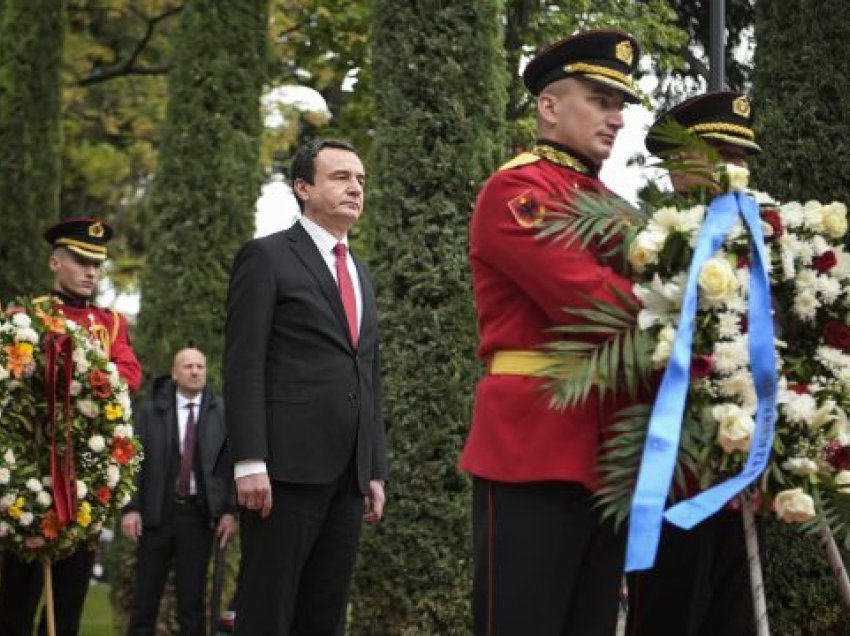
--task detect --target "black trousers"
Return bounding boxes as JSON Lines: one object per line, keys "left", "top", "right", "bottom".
{"left": 472, "top": 477, "right": 625, "bottom": 636}
{"left": 626, "top": 510, "right": 756, "bottom": 636}
{"left": 235, "top": 463, "right": 364, "bottom": 636}
{"left": 0, "top": 547, "right": 95, "bottom": 636}
{"left": 128, "top": 501, "right": 215, "bottom": 636}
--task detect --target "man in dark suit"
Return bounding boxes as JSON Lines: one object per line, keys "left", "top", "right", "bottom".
{"left": 224, "top": 139, "right": 388, "bottom": 635}
{"left": 121, "top": 347, "right": 236, "bottom": 636}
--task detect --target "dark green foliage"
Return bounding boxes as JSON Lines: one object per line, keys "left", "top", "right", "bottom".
{"left": 0, "top": 0, "right": 64, "bottom": 301}
{"left": 752, "top": 2, "right": 850, "bottom": 632}
{"left": 349, "top": 1, "right": 507, "bottom": 632}
{"left": 135, "top": 0, "right": 270, "bottom": 387}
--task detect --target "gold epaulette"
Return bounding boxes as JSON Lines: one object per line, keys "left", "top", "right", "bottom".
{"left": 32, "top": 295, "right": 51, "bottom": 305}
{"left": 499, "top": 152, "right": 541, "bottom": 171}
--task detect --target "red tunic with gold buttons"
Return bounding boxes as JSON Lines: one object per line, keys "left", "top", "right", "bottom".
{"left": 46, "top": 295, "right": 142, "bottom": 394}
{"left": 459, "top": 141, "right": 635, "bottom": 489}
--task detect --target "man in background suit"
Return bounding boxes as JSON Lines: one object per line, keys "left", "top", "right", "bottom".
{"left": 121, "top": 347, "right": 236, "bottom": 635}
{"left": 224, "top": 139, "right": 388, "bottom": 635}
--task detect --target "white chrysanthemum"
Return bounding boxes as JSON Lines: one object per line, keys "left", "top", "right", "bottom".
{"left": 751, "top": 190, "right": 778, "bottom": 206}
{"left": 778, "top": 236, "right": 797, "bottom": 281}
{"left": 634, "top": 274, "right": 684, "bottom": 330}
{"left": 830, "top": 408, "right": 850, "bottom": 446}
{"left": 717, "top": 312, "right": 744, "bottom": 339}
{"left": 106, "top": 464, "right": 120, "bottom": 489}
{"left": 88, "top": 435, "right": 106, "bottom": 453}
{"left": 712, "top": 337, "right": 749, "bottom": 375}
{"left": 73, "top": 347, "right": 91, "bottom": 373}
{"left": 14, "top": 327, "right": 38, "bottom": 344}
{"left": 77, "top": 480, "right": 88, "bottom": 499}
{"left": 782, "top": 457, "right": 820, "bottom": 476}
{"left": 781, "top": 391, "right": 817, "bottom": 425}
{"left": 0, "top": 468, "right": 9, "bottom": 485}
{"left": 792, "top": 289, "right": 820, "bottom": 322}
{"left": 716, "top": 373, "right": 757, "bottom": 411}
{"left": 11, "top": 313, "right": 31, "bottom": 328}
{"left": 19, "top": 512, "right": 33, "bottom": 527}
{"left": 725, "top": 219, "right": 745, "bottom": 242}
{"left": 116, "top": 390, "right": 132, "bottom": 413}
{"left": 36, "top": 491, "right": 52, "bottom": 508}
{"left": 832, "top": 249, "right": 850, "bottom": 281}
{"left": 816, "top": 275, "right": 843, "bottom": 304}
{"left": 25, "top": 478, "right": 42, "bottom": 492}
{"left": 810, "top": 399, "right": 839, "bottom": 431}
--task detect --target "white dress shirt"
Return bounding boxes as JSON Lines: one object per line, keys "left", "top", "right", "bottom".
{"left": 234, "top": 217, "right": 363, "bottom": 480}
{"left": 176, "top": 391, "right": 201, "bottom": 495}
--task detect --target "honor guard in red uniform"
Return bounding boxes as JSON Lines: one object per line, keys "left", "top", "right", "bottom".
{"left": 0, "top": 217, "right": 141, "bottom": 635}
{"left": 459, "top": 29, "right": 641, "bottom": 635}
{"left": 626, "top": 92, "right": 763, "bottom": 636}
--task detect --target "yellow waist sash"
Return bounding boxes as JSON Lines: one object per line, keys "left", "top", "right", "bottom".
{"left": 488, "top": 350, "right": 583, "bottom": 376}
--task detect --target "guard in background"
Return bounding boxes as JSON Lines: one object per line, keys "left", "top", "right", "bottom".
{"left": 0, "top": 217, "right": 142, "bottom": 635}
{"left": 459, "top": 29, "right": 642, "bottom": 635}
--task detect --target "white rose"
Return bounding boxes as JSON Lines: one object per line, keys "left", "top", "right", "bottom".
{"left": 36, "top": 491, "right": 52, "bottom": 508}
{"left": 651, "top": 325, "right": 677, "bottom": 369}
{"left": 722, "top": 163, "right": 750, "bottom": 192}
{"left": 775, "top": 488, "right": 817, "bottom": 523}
{"left": 0, "top": 468, "right": 8, "bottom": 485}
{"left": 69, "top": 380, "right": 82, "bottom": 396}
{"left": 821, "top": 202, "right": 848, "bottom": 239}
{"left": 2, "top": 449, "right": 14, "bottom": 466}
{"left": 628, "top": 229, "right": 665, "bottom": 273}
{"left": 782, "top": 457, "right": 820, "bottom": 476}
{"left": 77, "top": 480, "right": 88, "bottom": 499}
{"left": 76, "top": 399, "right": 99, "bottom": 419}
{"left": 835, "top": 470, "right": 850, "bottom": 494}
{"left": 106, "top": 464, "right": 120, "bottom": 489}
{"left": 19, "top": 512, "right": 33, "bottom": 527}
{"left": 11, "top": 313, "right": 31, "bottom": 328}
{"left": 25, "top": 478, "right": 42, "bottom": 493}
{"left": 699, "top": 256, "right": 739, "bottom": 304}
{"left": 714, "top": 403, "right": 754, "bottom": 453}
{"left": 88, "top": 435, "right": 106, "bottom": 453}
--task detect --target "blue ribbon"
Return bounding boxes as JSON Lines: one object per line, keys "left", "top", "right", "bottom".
{"left": 625, "top": 192, "right": 778, "bottom": 572}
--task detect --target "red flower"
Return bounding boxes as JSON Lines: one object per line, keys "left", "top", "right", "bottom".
{"left": 736, "top": 253, "right": 750, "bottom": 269}
{"left": 787, "top": 383, "right": 810, "bottom": 395}
{"left": 812, "top": 251, "right": 838, "bottom": 274}
{"left": 761, "top": 208, "right": 783, "bottom": 239}
{"left": 112, "top": 437, "right": 136, "bottom": 466}
{"left": 826, "top": 440, "right": 850, "bottom": 471}
{"left": 691, "top": 355, "right": 714, "bottom": 378}
{"left": 823, "top": 321, "right": 850, "bottom": 352}
{"left": 87, "top": 369, "right": 113, "bottom": 400}
{"left": 96, "top": 485, "right": 112, "bottom": 505}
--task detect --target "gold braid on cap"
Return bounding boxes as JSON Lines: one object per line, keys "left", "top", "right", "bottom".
{"left": 531, "top": 145, "right": 588, "bottom": 173}
{"left": 688, "top": 122, "right": 755, "bottom": 140}
{"left": 564, "top": 62, "right": 634, "bottom": 89}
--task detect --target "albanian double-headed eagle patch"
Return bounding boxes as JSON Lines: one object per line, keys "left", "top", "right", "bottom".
{"left": 508, "top": 190, "right": 546, "bottom": 227}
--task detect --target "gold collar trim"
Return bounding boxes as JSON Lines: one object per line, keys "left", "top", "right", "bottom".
{"left": 531, "top": 144, "right": 589, "bottom": 174}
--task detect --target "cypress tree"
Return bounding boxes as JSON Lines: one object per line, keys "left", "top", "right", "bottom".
{"left": 136, "top": 0, "right": 269, "bottom": 387}
{"left": 0, "top": 0, "right": 64, "bottom": 301}
{"left": 752, "top": 1, "right": 850, "bottom": 633}
{"left": 349, "top": 2, "right": 507, "bottom": 632}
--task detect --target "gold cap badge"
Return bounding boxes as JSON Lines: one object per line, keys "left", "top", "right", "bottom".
{"left": 732, "top": 96, "right": 751, "bottom": 118}
{"left": 88, "top": 222, "right": 105, "bottom": 238}
{"left": 616, "top": 40, "right": 634, "bottom": 66}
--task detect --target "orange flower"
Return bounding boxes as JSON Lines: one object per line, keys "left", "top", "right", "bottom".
{"left": 36, "top": 310, "right": 66, "bottom": 334}
{"left": 41, "top": 510, "right": 60, "bottom": 540}
{"left": 4, "top": 343, "right": 34, "bottom": 378}
{"left": 112, "top": 437, "right": 136, "bottom": 466}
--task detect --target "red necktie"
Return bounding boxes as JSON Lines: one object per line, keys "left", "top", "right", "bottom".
{"left": 333, "top": 243, "right": 359, "bottom": 348}
{"left": 176, "top": 402, "right": 196, "bottom": 498}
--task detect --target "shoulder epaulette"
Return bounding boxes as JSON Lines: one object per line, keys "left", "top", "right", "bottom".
{"left": 32, "top": 295, "right": 51, "bottom": 305}
{"left": 499, "top": 152, "right": 541, "bottom": 172}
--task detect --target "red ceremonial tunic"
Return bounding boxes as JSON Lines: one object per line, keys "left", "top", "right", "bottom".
{"left": 48, "top": 296, "right": 142, "bottom": 394}
{"left": 459, "top": 141, "right": 635, "bottom": 489}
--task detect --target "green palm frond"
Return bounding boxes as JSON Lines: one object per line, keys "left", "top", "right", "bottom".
{"left": 646, "top": 119, "right": 721, "bottom": 185}
{"left": 806, "top": 487, "right": 850, "bottom": 549}
{"left": 538, "top": 189, "right": 649, "bottom": 261}
{"left": 596, "top": 404, "right": 652, "bottom": 527}
{"left": 543, "top": 286, "right": 653, "bottom": 409}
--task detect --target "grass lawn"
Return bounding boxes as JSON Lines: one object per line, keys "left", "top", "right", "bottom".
{"left": 79, "top": 582, "right": 113, "bottom": 636}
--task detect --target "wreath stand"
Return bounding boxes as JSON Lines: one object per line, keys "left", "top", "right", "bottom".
{"left": 42, "top": 559, "right": 56, "bottom": 636}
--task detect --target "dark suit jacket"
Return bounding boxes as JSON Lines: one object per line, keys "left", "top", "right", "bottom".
{"left": 127, "top": 376, "right": 235, "bottom": 527}
{"left": 223, "top": 221, "right": 387, "bottom": 493}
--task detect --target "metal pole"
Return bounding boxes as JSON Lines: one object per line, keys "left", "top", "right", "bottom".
{"left": 709, "top": 0, "right": 726, "bottom": 90}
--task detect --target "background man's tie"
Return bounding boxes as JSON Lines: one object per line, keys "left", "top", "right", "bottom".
{"left": 333, "top": 243, "right": 359, "bottom": 348}
{"left": 176, "top": 402, "right": 196, "bottom": 498}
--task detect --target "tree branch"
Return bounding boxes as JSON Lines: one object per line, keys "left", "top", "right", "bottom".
{"left": 76, "top": 5, "right": 184, "bottom": 87}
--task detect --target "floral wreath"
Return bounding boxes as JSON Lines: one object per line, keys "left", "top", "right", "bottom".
{"left": 0, "top": 299, "right": 141, "bottom": 562}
